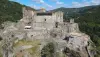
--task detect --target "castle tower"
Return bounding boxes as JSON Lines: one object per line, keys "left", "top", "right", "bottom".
{"left": 70, "top": 19, "right": 74, "bottom": 23}
{"left": 22, "top": 7, "right": 34, "bottom": 18}
{"left": 22, "top": 7, "right": 26, "bottom": 17}
{"left": 40, "top": 8, "right": 46, "bottom": 12}
{"left": 54, "top": 11, "right": 63, "bottom": 23}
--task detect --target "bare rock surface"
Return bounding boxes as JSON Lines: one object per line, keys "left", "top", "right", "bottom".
{"left": 0, "top": 7, "right": 95, "bottom": 57}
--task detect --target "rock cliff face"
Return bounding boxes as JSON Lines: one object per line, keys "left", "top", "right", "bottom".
{"left": 0, "top": 7, "right": 96, "bottom": 57}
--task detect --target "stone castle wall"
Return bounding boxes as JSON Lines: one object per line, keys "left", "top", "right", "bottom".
{"left": 0, "top": 7, "right": 92, "bottom": 57}
{"left": 0, "top": 7, "right": 81, "bottom": 40}
{"left": 15, "top": 7, "right": 80, "bottom": 40}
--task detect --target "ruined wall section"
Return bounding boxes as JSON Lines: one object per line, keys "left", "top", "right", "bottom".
{"left": 68, "top": 23, "right": 80, "bottom": 33}
{"left": 52, "top": 11, "right": 63, "bottom": 23}
{"left": 32, "top": 15, "right": 55, "bottom": 30}
{"left": 4, "top": 7, "right": 81, "bottom": 40}
{"left": 23, "top": 7, "right": 34, "bottom": 18}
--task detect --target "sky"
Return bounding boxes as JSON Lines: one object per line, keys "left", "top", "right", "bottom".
{"left": 11, "top": 0, "right": 100, "bottom": 10}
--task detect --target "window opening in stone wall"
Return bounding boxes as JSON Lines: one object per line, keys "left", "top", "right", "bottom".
{"left": 31, "top": 35, "right": 33, "bottom": 37}
{"left": 11, "top": 35, "right": 14, "bottom": 37}
{"left": 27, "top": 22, "right": 31, "bottom": 25}
{"left": 44, "top": 19, "right": 46, "bottom": 21}
{"left": 31, "top": 17, "right": 32, "bottom": 19}
{"left": 63, "top": 36, "right": 69, "bottom": 42}
{"left": 53, "top": 34, "right": 57, "bottom": 38}
{"left": 20, "top": 50, "right": 23, "bottom": 52}
{"left": 55, "top": 22, "right": 58, "bottom": 28}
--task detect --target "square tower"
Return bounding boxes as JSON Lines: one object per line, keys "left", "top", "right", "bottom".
{"left": 53, "top": 11, "right": 64, "bottom": 23}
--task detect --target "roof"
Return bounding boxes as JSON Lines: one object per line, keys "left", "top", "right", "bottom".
{"left": 37, "top": 12, "right": 52, "bottom": 16}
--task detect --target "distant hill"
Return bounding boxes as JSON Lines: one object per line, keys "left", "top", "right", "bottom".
{"left": 76, "top": 6, "right": 100, "bottom": 57}
{"left": 52, "top": 5, "right": 100, "bottom": 20}
{"left": 51, "top": 7, "right": 80, "bottom": 20}
{"left": 0, "top": 0, "right": 100, "bottom": 56}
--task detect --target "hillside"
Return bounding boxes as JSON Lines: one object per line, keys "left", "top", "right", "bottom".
{"left": 53, "top": 5, "right": 100, "bottom": 56}
{"left": 0, "top": 0, "right": 35, "bottom": 27}
{"left": 52, "top": 5, "right": 100, "bottom": 20}
{"left": 0, "top": 6, "right": 94, "bottom": 57}
{"left": 76, "top": 6, "right": 100, "bottom": 57}
{"left": 52, "top": 7, "right": 80, "bottom": 20}
{"left": 0, "top": 0, "right": 22, "bottom": 24}
{"left": 0, "top": 0, "right": 100, "bottom": 56}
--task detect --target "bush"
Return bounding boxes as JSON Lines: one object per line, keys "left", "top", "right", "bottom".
{"left": 41, "top": 42, "right": 55, "bottom": 57}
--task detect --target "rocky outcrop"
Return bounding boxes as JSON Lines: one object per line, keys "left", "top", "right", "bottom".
{"left": 0, "top": 7, "right": 96, "bottom": 57}
{"left": 0, "top": 27, "right": 95, "bottom": 57}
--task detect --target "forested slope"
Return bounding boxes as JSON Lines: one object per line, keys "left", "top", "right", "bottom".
{"left": 0, "top": 0, "right": 23, "bottom": 24}
{"left": 53, "top": 5, "right": 100, "bottom": 56}
{"left": 0, "top": 0, "right": 100, "bottom": 56}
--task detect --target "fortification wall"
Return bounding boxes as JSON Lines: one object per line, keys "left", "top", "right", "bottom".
{"left": 34, "top": 16, "right": 55, "bottom": 23}
{"left": 68, "top": 23, "right": 80, "bottom": 33}
{"left": 32, "top": 22, "right": 55, "bottom": 30}
{"left": 12, "top": 7, "right": 81, "bottom": 40}
{"left": 27, "top": 29, "right": 49, "bottom": 39}
{"left": 52, "top": 11, "right": 63, "bottom": 23}
{"left": 23, "top": 7, "right": 34, "bottom": 18}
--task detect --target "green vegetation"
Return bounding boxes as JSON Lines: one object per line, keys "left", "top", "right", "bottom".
{"left": 75, "top": 5, "right": 100, "bottom": 56}
{"left": 53, "top": 5, "right": 100, "bottom": 56}
{"left": 14, "top": 39, "right": 40, "bottom": 47}
{"left": 0, "top": 0, "right": 35, "bottom": 27}
{"left": 0, "top": 0, "right": 100, "bottom": 56}
{"left": 14, "top": 39, "right": 41, "bottom": 57}
{"left": 63, "top": 47, "right": 81, "bottom": 57}
{"left": 0, "top": 0, "right": 23, "bottom": 25}
{"left": 0, "top": 52, "right": 2, "bottom": 57}
{"left": 0, "top": 43, "right": 2, "bottom": 57}
{"left": 41, "top": 42, "right": 55, "bottom": 57}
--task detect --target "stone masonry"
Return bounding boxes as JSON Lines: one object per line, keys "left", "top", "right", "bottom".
{"left": 0, "top": 7, "right": 94, "bottom": 57}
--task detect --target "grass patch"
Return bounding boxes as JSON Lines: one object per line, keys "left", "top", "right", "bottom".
{"left": 13, "top": 39, "right": 41, "bottom": 57}
{"left": 14, "top": 39, "right": 40, "bottom": 47}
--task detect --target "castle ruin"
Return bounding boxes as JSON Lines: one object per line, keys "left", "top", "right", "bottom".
{"left": 16, "top": 7, "right": 80, "bottom": 40}
{"left": 0, "top": 7, "right": 93, "bottom": 57}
